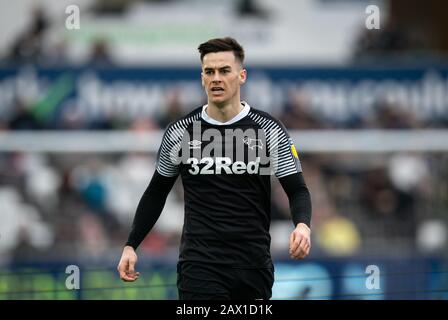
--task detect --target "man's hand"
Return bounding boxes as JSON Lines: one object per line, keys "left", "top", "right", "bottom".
{"left": 289, "top": 223, "right": 311, "bottom": 260}
{"left": 117, "top": 246, "right": 140, "bottom": 282}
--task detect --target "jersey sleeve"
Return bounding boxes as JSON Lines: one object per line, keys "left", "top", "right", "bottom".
{"left": 269, "top": 121, "right": 302, "bottom": 178}
{"left": 156, "top": 123, "right": 183, "bottom": 177}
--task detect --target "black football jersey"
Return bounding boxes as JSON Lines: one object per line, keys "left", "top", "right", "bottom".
{"left": 156, "top": 102, "right": 302, "bottom": 268}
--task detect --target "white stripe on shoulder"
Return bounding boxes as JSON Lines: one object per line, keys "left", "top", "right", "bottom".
{"left": 156, "top": 110, "right": 201, "bottom": 177}
{"left": 248, "top": 110, "right": 300, "bottom": 178}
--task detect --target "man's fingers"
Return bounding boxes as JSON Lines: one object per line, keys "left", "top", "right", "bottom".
{"left": 305, "top": 241, "right": 311, "bottom": 254}
{"left": 291, "top": 248, "right": 306, "bottom": 259}
{"left": 117, "top": 259, "right": 139, "bottom": 282}
{"left": 120, "top": 270, "right": 140, "bottom": 282}
{"left": 117, "top": 247, "right": 139, "bottom": 282}
{"left": 119, "top": 267, "right": 133, "bottom": 281}
{"left": 289, "top": 232, "right": 301, "bottom": 254}
{"left": 128, "top": 260, "right": 136, "bottom": 273}
{"left": 298, "top": 242, "right": 310, "bottom": 258}
{"left": 119, "top": 269, "right": 127, "bottom": 280}
{"left": 296, "top": 244, "right": 310, "bottom": 259}
{"left": 290, "top": 233, "right": 304, "bottom": 254}
{"left": 289, "top": 224, "right": 311, "bottom": 260}
{"left": 117, "top": 260, "right": 128, "bottom": 278}
{"left": 126, "top": 271, "right": 140, "bottom": 278}
{"left": 289, "top": 232, "right": 295, "bottom": 249}
{"left": 290, "top": 238, "right": 311, "bottom": 259}
{"left": 121, "top": 275, "right": 138, "bottom": 282}
{"left": 291, "top": 247, "right": 304, "bottom": 259}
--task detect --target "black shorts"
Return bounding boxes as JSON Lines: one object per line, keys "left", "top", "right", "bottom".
{"left": 177, "top": 261, "right": 274, "bottom": 300}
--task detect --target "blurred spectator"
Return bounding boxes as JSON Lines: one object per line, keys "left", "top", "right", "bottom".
{"left": 59, "top": 104, "right": 88, "bottom": 130}
{"left": 130, "top": 118, "right": 159, "bottom": 132}
{"left": 358, "top": 165, "right": 417, "bottom": 242}
{"left": 156, "top": 89, "right": 185, "bottom": 129}
{"left": 280, "top": 89, "right": 326, "bottom": 130}
{"left": 23, "top": 153, "right": 61, "bottom": 212}
{"left": 78, "top": 212, "right": 109, "bottom": 258}
{"left": 236, "top": 0, "right": 269, "bottom": 19}
{"left": 92, "top": 0, "right": 136, "bottom": 15}
{"left": 369, "top": 101, "right": 421, "bottom": 129}
{"left": 43, "top": 40, "right": 70, "bottom": 66}
{"left": 353, "top": 19, "right": 426, "bottom": 62}
{"left": 315, "top": 215, "right": 361, "bottom": 256}
{"left": 0, "top": 186, "right": 54, "bottom": 264}
{"left": 87, "top": 38, "right": 115, "bottom": 67}
{"left": 9, "top": 102, "right": 41, "bottom": 130}
{"left": 7, "top": 7, "right": 49, "bottom": 64}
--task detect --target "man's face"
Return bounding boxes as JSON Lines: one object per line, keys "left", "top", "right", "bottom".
{"left": 201, "top": 51, "right": 246, "bottom": 106}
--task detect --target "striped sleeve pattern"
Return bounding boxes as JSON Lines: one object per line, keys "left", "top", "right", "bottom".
{"left": 248, "top": 111, "right": 302, "bottom": 178}
{"left": 156, "top": 112, "right": 201, "bottom": 177}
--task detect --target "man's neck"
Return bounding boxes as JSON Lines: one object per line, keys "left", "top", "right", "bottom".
{"left": 206, "top": 100, "right": 243, "bottom": 123}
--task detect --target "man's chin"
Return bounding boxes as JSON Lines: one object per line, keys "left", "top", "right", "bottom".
{"left": 210, "top": 97, "right": 228, "bottom": 106}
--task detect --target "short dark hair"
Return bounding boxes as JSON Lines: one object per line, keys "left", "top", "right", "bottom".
{"left": 198, "top": 37, "right": 245, "bottom": 65}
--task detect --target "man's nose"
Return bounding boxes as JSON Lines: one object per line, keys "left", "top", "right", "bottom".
{"left": 212, "top": 73, "right": 221, "bottom": 82}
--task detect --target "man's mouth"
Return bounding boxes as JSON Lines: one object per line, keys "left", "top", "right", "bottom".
{"left": 211, "top": 87, "right": 224, "bottom": 92}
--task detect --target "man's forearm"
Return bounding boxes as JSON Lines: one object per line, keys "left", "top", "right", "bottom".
{"left": 279, "top": 173, "right": 312, "bottom": 228}
{"left": 125, "top": 171, "right": 177, "bottom": 249}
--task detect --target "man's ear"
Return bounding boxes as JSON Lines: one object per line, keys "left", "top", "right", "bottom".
{"left": 239, "top": 69, "right": 247, "bottom": 85}
{"left": 201, "top": 72, "right": 205, "bottom": 87}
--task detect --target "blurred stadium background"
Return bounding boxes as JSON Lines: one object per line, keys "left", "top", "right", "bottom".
{"left": 0, "top": 0, "right": 448, "bottom": 300}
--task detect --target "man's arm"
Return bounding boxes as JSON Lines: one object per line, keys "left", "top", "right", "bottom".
{"left": 117, "top": 171, "right": 177, "bottom": 281}
{"left": 118, "top": 119, "right": 184, "bottom": 281}
{"left": 126, "top": 171, "right": 178, "bottom": 249}
{"left": 279, "top": 172, "right": 312, "bottom": 260}
{"left": 278, "top": 172, "right": 312, "bottom": 228}
{"left": 266, "top": 115, "right": 312, "bottom": 260}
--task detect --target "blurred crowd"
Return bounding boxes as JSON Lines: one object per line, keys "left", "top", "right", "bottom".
{"left": 3, "top": 1, "right": 448, "bottom": 66}
{"left": 1, "top": 144, "right": 447, "bottom": 266}
{"left": 1, "top": 64, "right": 447, "bottom": 132}
{"left": 1, "top": 0, "right": 448, "bottom": 266}
{"left": 1, "top": 0, "right": 448, "bottom": 132}
{"left": 2, "top": 88, "right": 444, "bottom": 132}
{"left": 1, "top": 0, "right": 270, "bottom": 67}
{"left": 1, "top": 2, "right": 447, "bottom": 131}
{"left": 2, "top": 74, "right": 447, "bottom": 264}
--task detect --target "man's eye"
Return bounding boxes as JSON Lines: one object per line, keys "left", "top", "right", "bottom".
{"left": 205, "top": 70, "right": 213, "bottom": 75}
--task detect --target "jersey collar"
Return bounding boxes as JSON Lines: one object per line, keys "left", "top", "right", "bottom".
{"left": 201, "top": 101, "right": 251, "bottom": 125}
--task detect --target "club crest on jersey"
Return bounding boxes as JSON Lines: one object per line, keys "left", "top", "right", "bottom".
{"left": 243, "top": 137, "right": 263, "bottom": 150}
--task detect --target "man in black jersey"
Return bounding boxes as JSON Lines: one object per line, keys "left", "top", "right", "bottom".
{"left": 117, "top": 37, "right": 312, "bottom": 300}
